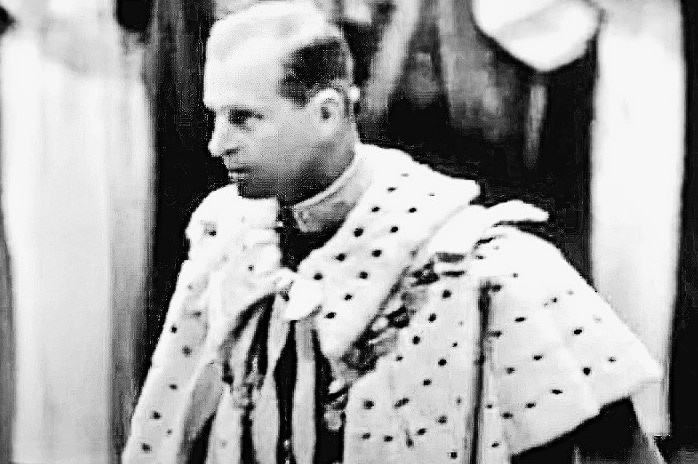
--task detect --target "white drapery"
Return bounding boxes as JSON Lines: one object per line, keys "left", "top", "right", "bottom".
{"left": 0, "top": 0, "right": 153, "bottom": 462}
{"left": 589, "top": 0, "right": 684, "bottom": 437}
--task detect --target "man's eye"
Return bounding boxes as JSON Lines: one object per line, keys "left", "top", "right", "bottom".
{"left": 228, "top": 110, "right": 260, "bottom": 126}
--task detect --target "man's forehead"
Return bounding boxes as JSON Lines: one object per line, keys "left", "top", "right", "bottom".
{"left": 204, "top": 56, "right": 272, "bottom": 110}
{"left": 206, "top": 1, "right": 329, "bottom": 63}
{"left": 204, "top": 1, "right": 333, "bottom": 109}
{"left": 203, "top": 45, "right": 284, "bottom": 110}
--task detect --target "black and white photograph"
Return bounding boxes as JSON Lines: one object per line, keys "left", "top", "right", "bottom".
{"left": 0, "top": 0, "right": 695, "bottom": 463}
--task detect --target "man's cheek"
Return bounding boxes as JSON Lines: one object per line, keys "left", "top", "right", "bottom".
{"left": 259, "top": 123, "right": 282, "bottom": 141}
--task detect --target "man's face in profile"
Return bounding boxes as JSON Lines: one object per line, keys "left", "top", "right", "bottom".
{"left": 204, "top": 44, "right": 322, "bottom": 201}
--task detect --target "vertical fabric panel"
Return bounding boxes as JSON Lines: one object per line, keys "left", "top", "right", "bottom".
{"left": 670, "top": 0, "right": 698, "bottom": 450}
{"left": 145, "top": 0, "right": 225, "bottom": 376}
{"left": 437, "top": 0, "right": 525, "bottom": 143}
{"left": 535, "top": 50, "right": 595, "bottom": 280}
{"left": 107, "top": 42, "right": 154, "bottom": 462}
{"left": 0, "top": 0, "right": 153, "bottom": 462}
{"left": 0, "top": 139, "right": 14, "bottom": 464}
{"left": 2, "top": 29, "right": 111, "bottom": 463}
{"left": 0, "top": 7, "right": 15, "bottom": 461}
{"left": 590, "top": 0, "right": 684, "bottom": 436}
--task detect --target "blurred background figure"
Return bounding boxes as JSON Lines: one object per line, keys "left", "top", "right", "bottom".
{"left": 0, "top": 0, "right": 152, "bottom": 462}
{"left": 0, "top": 0, "right": 695, "bottom": 462}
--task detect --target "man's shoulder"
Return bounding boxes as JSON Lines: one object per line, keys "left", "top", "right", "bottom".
{"left": 358, "top": 142, "right": 459, "bottom": 181}
{"left": 185, "top": 185, "right": 278, "bottom": 261}
{"left": 352, "top": 142, "right": 483, "bottom": 219}
{"left": 418, "top": 200, "right": 550, "bottom": 262}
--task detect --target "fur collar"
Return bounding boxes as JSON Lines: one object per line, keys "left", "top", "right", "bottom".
{"left": 185, "top": 146, "right": 482, "bottom": 362}
{"left": 183, "top": 146, "right": 553, "bottom": 365}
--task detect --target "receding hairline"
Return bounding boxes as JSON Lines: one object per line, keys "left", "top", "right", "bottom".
{"left": 206, "top": 1, "right": 344, "bottom": 63}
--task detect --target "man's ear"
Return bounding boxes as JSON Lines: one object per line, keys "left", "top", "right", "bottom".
{"left": 311, "top": 88, "right": 344, "bottom": 136}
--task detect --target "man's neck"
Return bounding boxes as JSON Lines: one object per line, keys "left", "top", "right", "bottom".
{"left": 280, "top": 141, "right": 371, "bottom": 236}
{"left": 278, "top": 128, "right": 358, "bottom": 207}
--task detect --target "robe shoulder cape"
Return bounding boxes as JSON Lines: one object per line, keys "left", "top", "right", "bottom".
{"left": 123, "top": 148, "right": 660, "bottom": 464}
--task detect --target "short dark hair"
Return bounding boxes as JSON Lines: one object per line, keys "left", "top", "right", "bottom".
{"left": 278, "top": 36, "right": 354, "bottom": 107}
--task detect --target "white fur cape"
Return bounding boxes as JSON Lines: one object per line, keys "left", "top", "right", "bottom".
{"left": 123, "top": 147, "right": 660, "bottom": 463}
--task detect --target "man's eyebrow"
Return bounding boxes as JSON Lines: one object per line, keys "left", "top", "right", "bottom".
{"left": 227, "top": 106, "right": 263, "bottom": 120}
{"left": 227, "top": 106, "right": 256, "bottom": 114}
{"left": 206, "top": 99, "right": 269, "bottom": 115}
{"left": 205, "top": 104, "right": 253, "bottom": 116}
{"left": 222, "top": 104, "right": 266, "bottom": 114}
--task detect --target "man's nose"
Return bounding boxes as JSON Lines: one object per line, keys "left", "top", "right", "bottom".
{"left": 208, "top": 118, "right": 240, "bottom": 157}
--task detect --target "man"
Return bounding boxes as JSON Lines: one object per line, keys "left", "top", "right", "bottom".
{"left": 124, "top": 2, "right": 664, "bottom": 463}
